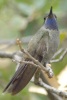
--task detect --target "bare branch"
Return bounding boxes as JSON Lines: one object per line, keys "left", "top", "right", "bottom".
{"left": 39, "top": 80, "right": 67, "bottom": 98}
{"left": 0, "top": 52, "right": 13, "bottom": 59}
{"left": 0, "top": 51, "right": 23, "bottom": 63}
{"left": 21, "top": 61, "right": 41, "bottom": 68}
{"left": 31, "top": 78, "right": 67, "bottom": 98}
{"left": 52, "top": 48, "right": 64, "bottom": 59}
{"left": 50, "top": 48, "right": 67, "bottom": 63}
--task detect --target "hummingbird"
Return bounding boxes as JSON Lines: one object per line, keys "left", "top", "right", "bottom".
{"left": 3, "top": 7, "right": 60, "bottom": 97}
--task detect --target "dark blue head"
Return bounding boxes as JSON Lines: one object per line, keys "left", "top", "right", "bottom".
{"left": 44, "top": 7, "right": 58, "bottom": 30}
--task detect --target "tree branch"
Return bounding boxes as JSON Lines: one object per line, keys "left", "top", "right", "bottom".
{"left": 0, "top": 51, "right": 13, "bottom": 59}
{"left": 50, "top": 48, "right": 67, "bottom": 63}
{"left": 51, "top": 48, "right": 64, "bottom": 59}
{"left": 31, "top": 78, "right": 67, "bottom": 98}
{"left": 38, "top": 79, "right": 67, "bottom": 98}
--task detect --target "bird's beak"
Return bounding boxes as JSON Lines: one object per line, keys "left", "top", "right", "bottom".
{"left": 48, "top": 6, "right": 53, "bottom": 17}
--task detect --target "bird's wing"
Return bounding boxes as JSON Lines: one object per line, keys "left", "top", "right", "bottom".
{"left": 28, "top": 26, "right": 49, "bottom": 57}
{"left": 3, "top": 63, "right": 37, "bottom": 95}
{"left": 35, "top": 28, "right": 49, "bottom": 62}
{"left": 36, "top": 35, "right": 49, "bottom": 59}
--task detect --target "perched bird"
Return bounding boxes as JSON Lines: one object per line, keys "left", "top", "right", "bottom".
{"left": 3, "top": 7, "right": 60, "bottom": 99}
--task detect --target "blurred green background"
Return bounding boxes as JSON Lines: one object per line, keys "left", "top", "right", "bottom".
{"left": 0, "top": 0, "right": 67, "bottom": 100}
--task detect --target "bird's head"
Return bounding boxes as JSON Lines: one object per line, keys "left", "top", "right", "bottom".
{"left": 44, "top": 7, "right": 58, "bottom": 30}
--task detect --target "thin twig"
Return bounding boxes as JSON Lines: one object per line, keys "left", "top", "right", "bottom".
{"left": 52, "top": 48, "right": 64, "bottom": 59}
{"left": 21, "top": 61, "right": 41, "bottom": 68}
{"left": 50, "top": 48, "right": 67, "bottom": 63}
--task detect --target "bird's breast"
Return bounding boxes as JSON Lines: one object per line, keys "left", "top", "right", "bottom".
{"left": 48, "top": 30, "right": 59, "bottom": 59}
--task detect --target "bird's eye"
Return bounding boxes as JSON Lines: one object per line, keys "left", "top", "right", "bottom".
{"left": 44, "top": 17, "right": 46, "bottom": 20}
{"left": 44, "top": 14, "right": 48, "bottom": 20}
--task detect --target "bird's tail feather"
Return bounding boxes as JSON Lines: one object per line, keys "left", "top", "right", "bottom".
{"left": 3, "top": 64, "right": 37, "bottom": 95}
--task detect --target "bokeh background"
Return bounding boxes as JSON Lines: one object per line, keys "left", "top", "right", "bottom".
{"left": 0, "top": 0, "right": 67, "bottom": 100}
